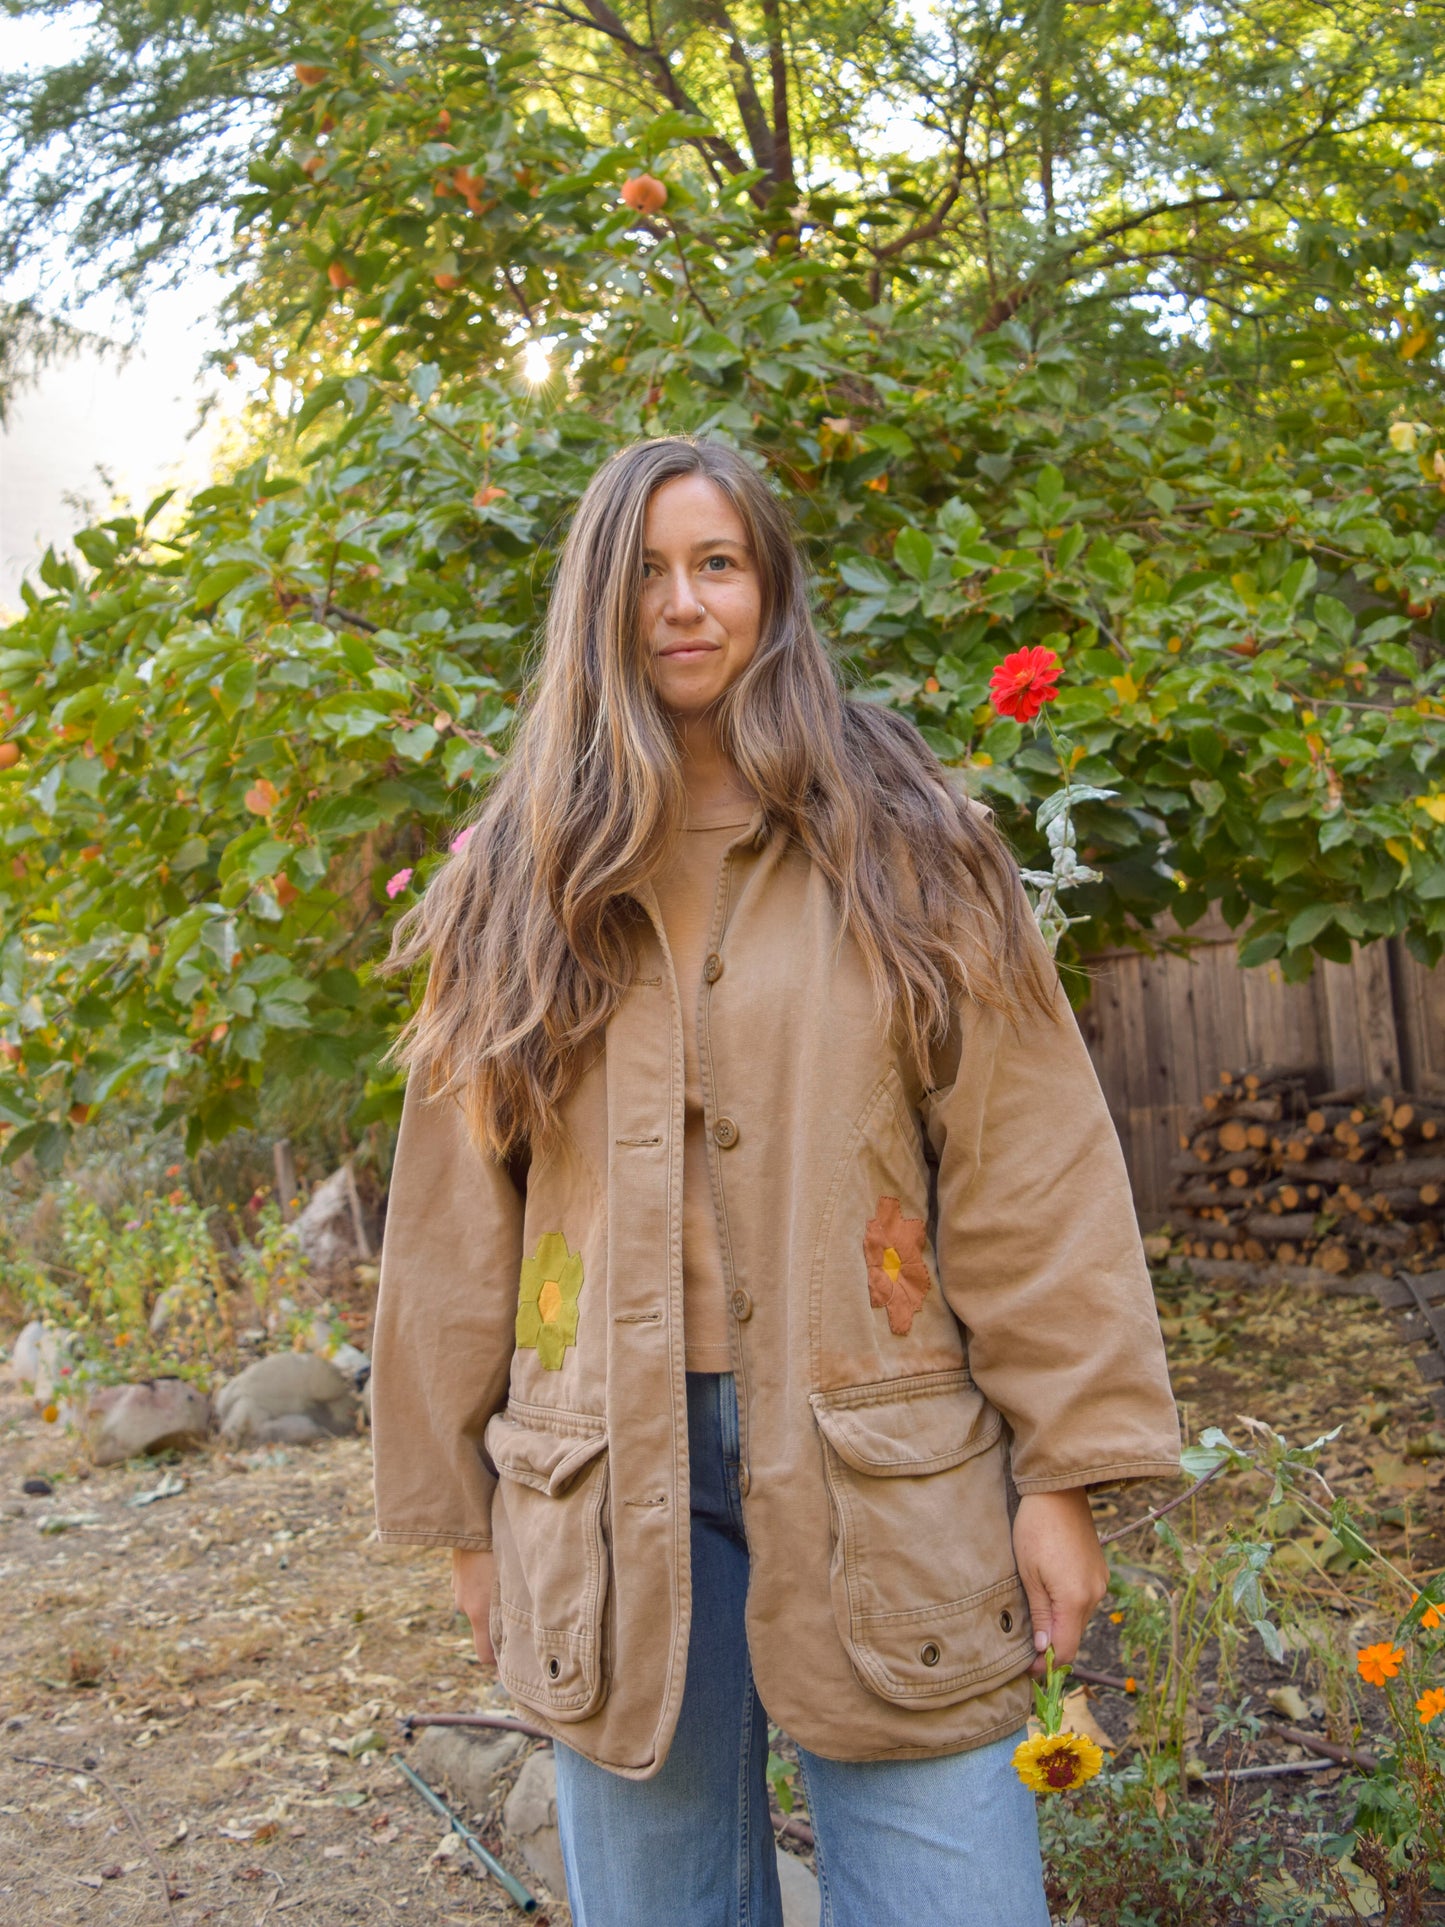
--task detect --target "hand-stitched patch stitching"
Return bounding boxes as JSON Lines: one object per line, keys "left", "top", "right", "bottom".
{"left": 516, "top": 1231, "right": 584, "bottom": 1370}
{"left": 862, "top": 1195, "right": 931, "bottom": 1336}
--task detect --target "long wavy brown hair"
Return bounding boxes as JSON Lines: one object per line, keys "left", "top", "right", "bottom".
{"left": 386, "top": 436, "right": 1050, "bottom": 1158}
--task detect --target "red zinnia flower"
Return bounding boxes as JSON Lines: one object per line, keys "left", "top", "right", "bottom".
{"left": 989, "top": 646, "right": 1062, "bottom": 723}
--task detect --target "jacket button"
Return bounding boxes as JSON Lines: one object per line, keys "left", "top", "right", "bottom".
{"left": 713, "top": 1116, "right": 739, "bottom": 1148}
{"left": 919, "top": 1641, "right": 941, "bottom": 1667}
{"left": 702, "top": 952, "right": 724, "bottom": 983}
{"left": 730, "top": 1288, "right": 753, "bottom": 1321}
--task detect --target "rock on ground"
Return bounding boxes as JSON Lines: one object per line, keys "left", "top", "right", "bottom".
{"left": 293, "top": 1165, "right": 371, "bottom": 1281}
{"left": 77, "top": 1378, "right": 211, "bottom": 1467}
{"left": 215, "top": 1352, "right": 358, "bottom": 1446}
{"left": 8, "top": 1321, "right": 83, "bottom": 1402}
{"left": 775, "top": 1842, "right": 821, "bottom": 1925}
{"left": 502, "top": 1748, "right": 567, "bottom": 1900}
{"left": 412, "top": 1724, "right": 528, "bottom": 1816}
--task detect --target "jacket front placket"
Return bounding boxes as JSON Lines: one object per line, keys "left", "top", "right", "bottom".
{"left": 693, "top": 819, "right": 764, "bottom": 1492}
{"left": 593, "top": 881, "right": 693, "bottom": 1769}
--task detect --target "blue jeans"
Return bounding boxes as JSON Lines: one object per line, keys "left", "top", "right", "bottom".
{"left": 554, "top": 1372, "right": 1051, "bottom": 1927}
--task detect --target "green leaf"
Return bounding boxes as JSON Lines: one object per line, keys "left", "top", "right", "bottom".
{"left": 837, "top": 557, "right": 894, "bottom": 596}
{"left": 295, "top": 375, "right": 346, "bottom": 433}
{"left": 312, "top": 692, "right": 394, "bottom": 741}
{"left": 893, "top": 528, "right": 934, "bottom": 582}
{"left": 1239, "top": 931, "right": 1285, "bottom": 966}
{"left": 1312, "top": 595, "right": 1354, "bottom": 645}
{"left": 214, "top": 660, "right": 258, "bottom": 720}
{"left": 1286, "top": 902, "right": 1335, "bottom": 949}
{"left": 193, "top": 562, "right": 260, "bottom": 607}
{"left": 1187, "top": 725, "right": 1223, "bottom": 775}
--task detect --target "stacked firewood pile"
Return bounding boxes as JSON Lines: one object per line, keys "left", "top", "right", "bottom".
{"left": 1166, "top": 1068, "right": 1444, "bottom": 1275}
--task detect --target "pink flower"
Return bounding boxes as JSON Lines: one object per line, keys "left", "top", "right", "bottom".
{"left": 384, "top": 868, "right": 414, "bottom": 899}
{"left": 449, "top": 825, "right": 475, "bottom": 855}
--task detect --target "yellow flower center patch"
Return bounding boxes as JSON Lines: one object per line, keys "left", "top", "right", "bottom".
{"left": 882, "top": 1245, "right": 902, "bottom": 1282}
{"left": 538, "top": 1278, "right": 563, "bottom": 1325}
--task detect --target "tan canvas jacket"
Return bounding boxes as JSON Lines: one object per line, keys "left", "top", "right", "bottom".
{"left": 371, "top": 803, "right": 1180, "bottom": 1778}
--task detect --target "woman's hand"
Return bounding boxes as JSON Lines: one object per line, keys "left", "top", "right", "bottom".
{"left": 452, "top": 1547, "right": 497, "bottom": 1666}
{"left": 1011, "top": 1489, "right": 1109, "bottom": 1680}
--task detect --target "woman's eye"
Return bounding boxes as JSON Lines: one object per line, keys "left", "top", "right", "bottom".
{"left": 704, "top": 554, "right": 732, "bottom": 570}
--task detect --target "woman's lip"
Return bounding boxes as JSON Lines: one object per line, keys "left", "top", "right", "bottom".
{"left": 659, "top": 644, "right": 719, "bottom": 658}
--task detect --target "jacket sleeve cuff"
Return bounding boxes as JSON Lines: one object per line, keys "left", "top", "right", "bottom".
{"left": 1012, "top": 1457, "right": 1184, "bottom": 1496}
{"left": 375, "top": 1526, "right": 494, "bottom": 1551}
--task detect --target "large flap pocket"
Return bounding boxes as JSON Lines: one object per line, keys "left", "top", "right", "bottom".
{"left": 810, "top": 1371, "right": 1031, "bottom": 1710}
{"left": 485, "top": 1404, "right": 611, "bottom": 1721}
{"left": 486, "top": 1409, "right": 607, "bottom": 1495}
{"left": 810, "top": 1370, "right": 999, "bottom": 1476}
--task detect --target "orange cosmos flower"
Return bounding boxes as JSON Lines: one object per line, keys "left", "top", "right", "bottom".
{"left": 1357, "top": 1642, "right": 1406, "bottom": 1687}
{"left": 1411, "top": 1592, "right": 1442, "bottom": 1631}
{"left": 1417, "top": 1687, "right": 1445, "bottom": 1725}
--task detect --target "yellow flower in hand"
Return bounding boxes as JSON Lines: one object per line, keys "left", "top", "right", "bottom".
{"left": 1013, "top": 1731, "right": 1105, "bottom": 1794}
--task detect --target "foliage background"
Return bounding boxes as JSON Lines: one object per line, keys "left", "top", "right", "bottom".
{"left": 0, "top": 0, "right": 1442, "bottom": 1165}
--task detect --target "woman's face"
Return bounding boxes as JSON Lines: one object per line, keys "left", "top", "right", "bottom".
{"left": 641, "top": 474, "right": 762, "bottom": 720}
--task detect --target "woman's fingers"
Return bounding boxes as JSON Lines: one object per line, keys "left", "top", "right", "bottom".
{"left": 1011, "top": 1488, "right": 1109, "bottom": 1677}
{"left": 451, "top": 1548, "right": 497, "bottom": 1664}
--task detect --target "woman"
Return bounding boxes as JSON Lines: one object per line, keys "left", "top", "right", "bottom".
{"left": 371, "top": 437, "right": 1179, "bottom": 1925}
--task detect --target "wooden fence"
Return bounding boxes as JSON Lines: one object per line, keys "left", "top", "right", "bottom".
{"left": 1078, "top": 918, "right": 1445, "bottom": 1223}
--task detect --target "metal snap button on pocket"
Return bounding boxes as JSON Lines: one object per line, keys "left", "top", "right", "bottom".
{"left": 999, "top": 1609, "right": 1014, "bottom": 1634}
{"left": 546, "top": 1656, "right": 561, "bottom": 1679}
{"left": 919, "top": 1641, "right": 941, "bottom": 1668}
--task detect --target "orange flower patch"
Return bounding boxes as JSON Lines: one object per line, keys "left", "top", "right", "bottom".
{"left": 863, "top": 1195, "right": 931, "bottom": 1336}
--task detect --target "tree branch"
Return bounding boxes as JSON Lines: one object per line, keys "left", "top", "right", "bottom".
{"left": 530, "top": 0, "right": 759, "bottom": 192}
{"left": 694, "top": 0, "right": 781, "bottom": 185}
{"left": 760, "top": 0, "right": 794, "bottom": 195}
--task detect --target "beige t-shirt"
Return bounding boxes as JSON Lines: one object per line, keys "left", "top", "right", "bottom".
{"left": 651, "top": 811, "right": 753, "bottom": 1373}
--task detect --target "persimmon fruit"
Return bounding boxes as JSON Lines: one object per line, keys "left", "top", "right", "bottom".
{"left": 620, "top": 173, "right": 667, "bottom": 214}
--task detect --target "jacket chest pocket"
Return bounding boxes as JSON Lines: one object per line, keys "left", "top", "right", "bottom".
{"left": 484, "top": 1406, "right": 611, "bottom": 1721}
{"left": 810, "top": 1371, "right": 1033, "bottom": 1708}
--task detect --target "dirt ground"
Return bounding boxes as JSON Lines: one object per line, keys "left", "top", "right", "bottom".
{"left": 0, "top": 1421, "right": 560, "bottom": 1927}
{"left": 2, "top": 1266, "right": 1442, "bottom": 1927}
